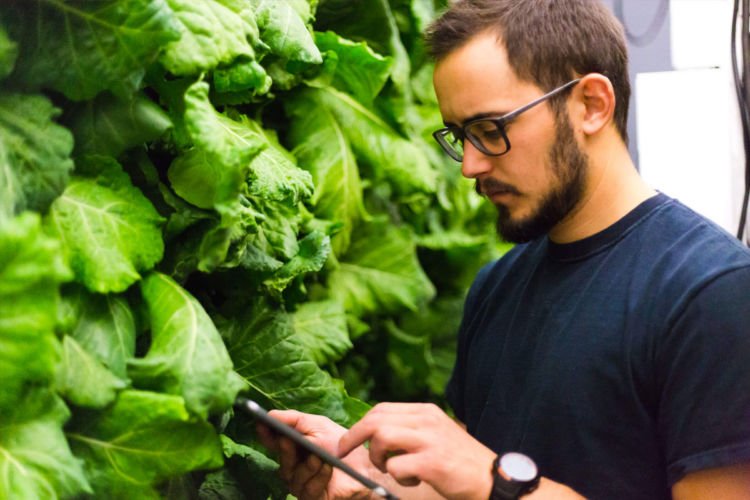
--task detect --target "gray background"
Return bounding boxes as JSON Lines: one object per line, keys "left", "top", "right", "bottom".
{"left": 601, "top": 0, "right": 673, "bottom": 167}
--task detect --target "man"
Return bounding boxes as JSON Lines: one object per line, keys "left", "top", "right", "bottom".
{"left": 259, "top": 0, "right": 750, "bottom": 498}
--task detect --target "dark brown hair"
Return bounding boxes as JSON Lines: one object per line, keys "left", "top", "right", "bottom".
{"left": 425, "top": 0, "right": 631, "bottom": 142}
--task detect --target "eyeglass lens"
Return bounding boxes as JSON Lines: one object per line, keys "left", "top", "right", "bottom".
{"left": 440, "top": 121, "right": 508, "bottom": 161}
{"left": 441, "top": 129, "right": 465, "bottom": 159}
{"left": 466, "top": 121, "right": 508, "bottom": 155}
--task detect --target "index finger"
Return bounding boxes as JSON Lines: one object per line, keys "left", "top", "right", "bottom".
{"left": 337, "top": 414, "right": 379, "bottom": 458}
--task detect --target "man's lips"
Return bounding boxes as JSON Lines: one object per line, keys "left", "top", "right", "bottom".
{"left": 476, "top": 179, "right": 521, "bottom": 198}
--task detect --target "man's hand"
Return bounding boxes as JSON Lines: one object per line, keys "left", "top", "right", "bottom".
{"left": 337, "top": 402, "right": 497, "bottom": 500}
{"left": 256, "top": 409, "right": 375, "bottom": 500}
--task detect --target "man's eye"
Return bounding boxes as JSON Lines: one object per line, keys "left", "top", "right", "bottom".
{"left": 469, "top": 122, "right": 502, "bottom": 142}
{"left": 480, "top": 129, "right": 502, "bottom": 141}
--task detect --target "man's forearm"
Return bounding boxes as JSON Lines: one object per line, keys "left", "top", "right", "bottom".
{"left": 527, "top": 478, "right": 586, "bottom": 499}
{"left": 367, "top": 460, "right": 584, "bottom": 500}
{"left": 377, "top": 473, "right": 444, "bottom": 500}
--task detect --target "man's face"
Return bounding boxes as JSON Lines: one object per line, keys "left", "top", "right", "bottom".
{"left": 433, "top": 32, "right": 588, "bottom": 243}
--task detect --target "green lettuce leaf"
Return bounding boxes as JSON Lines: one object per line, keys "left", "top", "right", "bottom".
{"left": 214, "top": 0, "right": 265, "bottom": 38}
{"left": 314, "top": 31, "right": 392, "bottom": 104}
{"left": 56, "top": 336, "right": 128, "bottom": 408}
{"left": 327, "top": 218, "right": 435, "bottom": 317}
{"left": 160, "top": 0, "right": 259, "bottom": 76}
{"left": 292, "top": 299, "right": 351, "bottom": 365}
{"left": 169, "top": 149, "right": 240, "bottom": 210}
{"left": 128, "top": 272, "right": 246, "bottom": 418}
{"left": 46, "top": 156, "right": 164, "bottom": 293}
{"left": 159, "top": 206, "right": 249, "bottom": 276}
{"left": 4, "top": 0, "right": 181, "bottom": 100}
{"left": 242, "top": 118, "right": 314, "bottom": 205}
{"left": 263, "top": 230, "right": 330, "bottom": 295}
{"left": 384, "top": 320, "right": 432, "bottom": 399}
{"left": 394, "top": 0, "right": 437, "bottom": 34}
{"left": 315, "top": 0, "right": 410, "bottom": 90}
{"left": 168, "top": 81, "right": 266, "bottom": 209}
{"left": 264, "top": 60, "right": 301, "bottom": 90}
{"left": 179, "top": 78, "right": 263, "bottom": 158}
{"left": 241, "top": 196, "right": 302, "bottom": 263}
{"left": 67, "top": 390, "right": 223, "bottom": 494}
{"left": 0, "top": 212, "right": 71, "bottom": 410}
{"left": 68, "top": 93, "right": 173, "bottom": 157}
{"left": 198, "top": 191, "right": 318, "bottom": 279}
{"left": 0, "top": 136, "right": 13, "bottom": 221}
{"left": 417, "top": 229, "right": 490, "bottom": 252}
{"left": 212, "top": 435, "right": 285, "bottom": 500}
{"left": 284, "top": 0, "right": 318, "bottom": 22}
{"left": 0, "top": 389, "right": 91, "bottom": 499}
{"left": 158, "top": 182, "right": 215, "bottom": 240}
{"left": 198, "top": 469, "right": 245, "bottom": 500}
{"left": 169, "top": 149, "right": 247, "bottom": 210}
{"left": 169, "top": 107, "right": 314, "bottom": 271}
{"left": 0, "top": 93, "right": 74, "bottom": 216}
{"left": 411, "top": 61, "right": 438, "bottom": 105}
{"left": 198, "top": 435, "right": 285, "bottom": 500}
{"left": 198, "top": 215, "right": 247, "bottom": 273}
{"left": 180, "top": 194, "right": 300, "bottom": 274}
{"left": 220, "top": 299, "right": 365, "bottom": 426}
{"left": 0, "top": 24, "right": 17, "bottom": 79}
{"left": 291, "top": 87, "right": 436, "bottom": 196}
{"left": 0, "top": 212, "right": 71, "bottom": 295}
{"left": 396, "top": 294, "right": 465, "bottom": 396}
{"left": 252, "top": 0, "right": 322, "bottom": 64}
{"left": 213, "top": 58, "right": 272, "bottom": 96}
{"left": 220, "top": 435, "right": 277, "bottom": 472}
{"left": 59, "top": 286, "right": 136, "bottom": 380}
{"left": 285, "top": 88, "right": 366, "bottom": 255}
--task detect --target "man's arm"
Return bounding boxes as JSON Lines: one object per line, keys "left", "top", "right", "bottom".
{"left": 262, "top": 405, "right": 586, "bottom": 500}
{"left": 672, "top": 463, "right": 750, "bottom": 500}
{"left": 338, "top": 402, "right": 587, "bottom": 500}
{"left": 257, "top": 408, "right": 445, "bottom": 500}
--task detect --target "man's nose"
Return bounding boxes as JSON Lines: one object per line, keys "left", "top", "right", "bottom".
{"left": 461, "top": 141, "right": 494, "bottom": 179}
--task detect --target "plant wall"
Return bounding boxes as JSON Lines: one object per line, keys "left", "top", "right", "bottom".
{"left": 0, "top": 0, "right": 500, "bottom": 497}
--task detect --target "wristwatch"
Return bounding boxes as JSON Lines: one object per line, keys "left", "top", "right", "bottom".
{"left": 489, "top": 452, "right": 540, "bottom": 499}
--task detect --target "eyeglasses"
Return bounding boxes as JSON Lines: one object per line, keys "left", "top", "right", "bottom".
{"left": 432, "top": 79, "right": 581, "bottom": 162}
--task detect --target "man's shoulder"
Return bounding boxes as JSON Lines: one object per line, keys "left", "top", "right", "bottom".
{"left": 638, "top": 197, "right": 750, "bottom": 270}
{"left": 619, "top": 197, "right": 750, "bottom": 316}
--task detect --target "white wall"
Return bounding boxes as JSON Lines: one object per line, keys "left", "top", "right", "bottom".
{"left": 636, "top": 0, "right": 745, "bottom": 235}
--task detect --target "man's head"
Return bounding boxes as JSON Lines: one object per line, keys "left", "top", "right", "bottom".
{"left": 426, "top": 0, "right": 630, "bottom": 243}
{"left": 425, "top": 0, "right": 630, "bottom": 142}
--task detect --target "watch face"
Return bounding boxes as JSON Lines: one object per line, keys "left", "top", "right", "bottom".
{"left": 499, "top": 452, "right": 538, "bottom": 482}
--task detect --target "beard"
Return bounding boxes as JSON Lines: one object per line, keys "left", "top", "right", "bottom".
{"left": 483, "top": 110, "right": 589, "bottom": 244}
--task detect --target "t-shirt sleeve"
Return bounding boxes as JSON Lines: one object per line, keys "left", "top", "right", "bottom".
{"left": 657, "top": 265, "right": 750, "bottom": 485}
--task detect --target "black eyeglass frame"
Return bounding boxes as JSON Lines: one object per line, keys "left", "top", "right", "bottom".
{"left": 432, "top": 78, "right": 582, "bottom": 162}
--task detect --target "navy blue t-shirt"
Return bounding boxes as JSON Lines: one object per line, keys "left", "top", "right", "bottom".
{"left": 446, "top": 193, "right": 750, "bottom": 499}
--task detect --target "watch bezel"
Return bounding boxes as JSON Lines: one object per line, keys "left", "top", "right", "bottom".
{"left": 499, "top": 452, "right": 538, "bottom": 482}
{"left": 489, "top": 452, "right": 540, "bottom": 500}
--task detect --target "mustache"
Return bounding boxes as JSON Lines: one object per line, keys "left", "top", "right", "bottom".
{"left": 475, "top": 178, "right": 521, "bottom": 197}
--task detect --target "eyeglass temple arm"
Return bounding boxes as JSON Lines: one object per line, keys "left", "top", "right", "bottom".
{"left": 499, "top": 79, "right": 581, "bottom": 123}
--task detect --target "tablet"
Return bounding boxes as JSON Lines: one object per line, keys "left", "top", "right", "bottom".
{"left": 235, "top": 398, "right": 399, "bottom": 500}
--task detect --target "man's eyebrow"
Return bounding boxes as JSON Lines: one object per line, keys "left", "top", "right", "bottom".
{"left": 443, "top": 111, "right": 506, "bottom": 127}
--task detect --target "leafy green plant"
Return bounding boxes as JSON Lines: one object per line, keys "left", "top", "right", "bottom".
{"left": 0, "top": 0, "right": 500, "bottom": 497}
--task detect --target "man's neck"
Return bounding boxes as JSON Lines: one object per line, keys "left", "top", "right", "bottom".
{"left": 548, "top": 140, "right": 656, "bottom": 244}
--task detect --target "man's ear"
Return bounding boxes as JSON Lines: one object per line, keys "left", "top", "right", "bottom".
{"left": 577, "top": 73, "right": 616, "bottom": 136}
